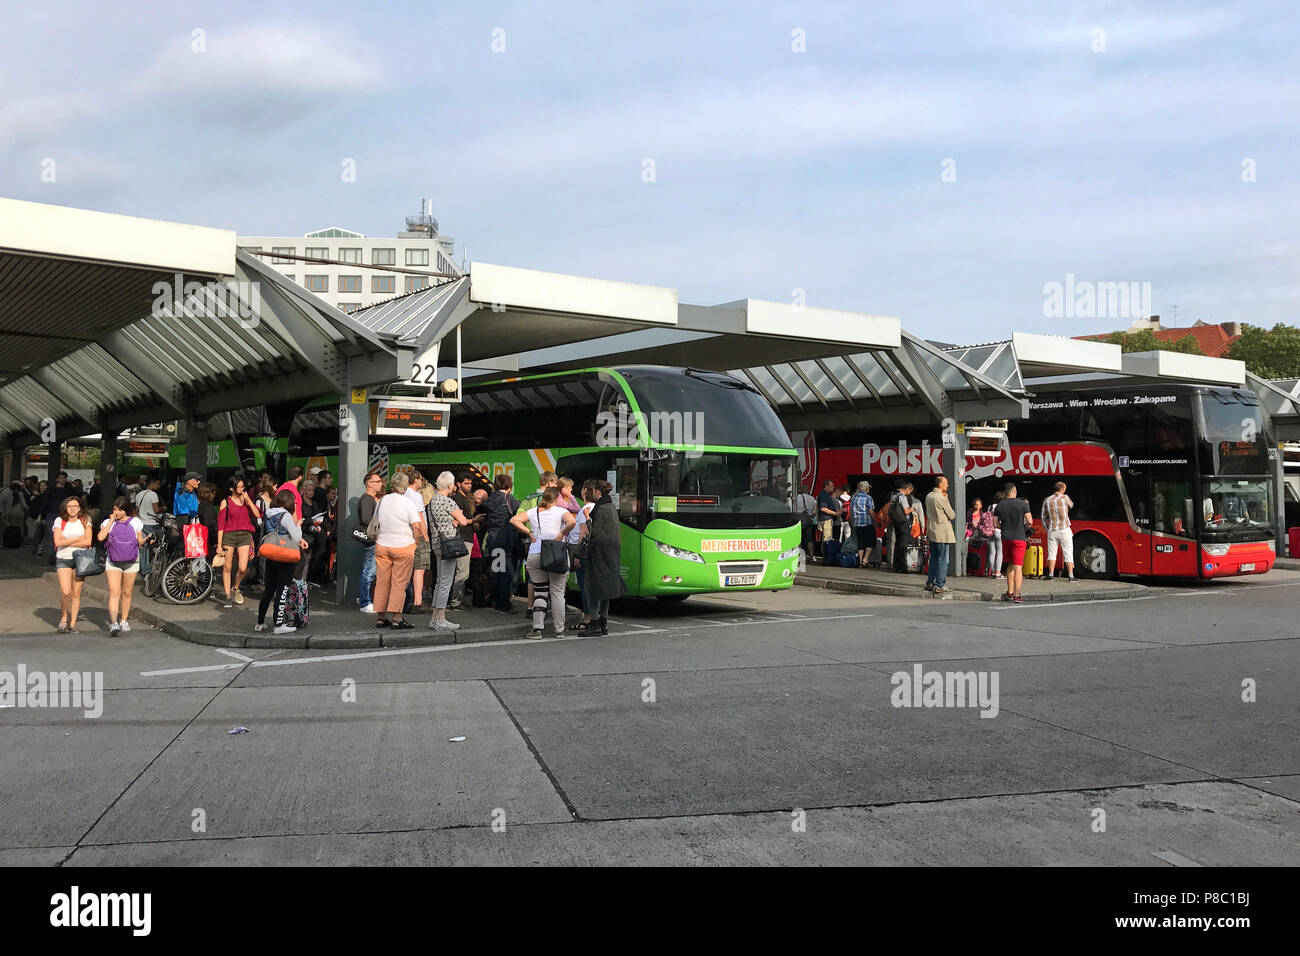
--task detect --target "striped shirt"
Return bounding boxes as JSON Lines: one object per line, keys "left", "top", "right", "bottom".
{"left": 1041, "top": 493, "right": 1074, "bottom": 532}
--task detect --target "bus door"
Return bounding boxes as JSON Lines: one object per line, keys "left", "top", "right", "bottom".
{"left": 611, "top": 455, "right": 640, "bottom": 595}
{"left": 1149, "top": 475, "right": 1199, "bottom": 576}
{"left": 1120, "top": 466, "right": 1151, "bottom": 574}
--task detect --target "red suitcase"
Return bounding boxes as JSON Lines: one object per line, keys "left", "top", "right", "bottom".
{"left": 966, "top": 538, "right": 992, "bottom": 576}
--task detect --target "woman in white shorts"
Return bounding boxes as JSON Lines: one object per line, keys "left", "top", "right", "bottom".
{"left": 98, "top": 496, "right": 146, "bottom": 637}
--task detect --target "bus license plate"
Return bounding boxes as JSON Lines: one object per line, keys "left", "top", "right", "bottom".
{"left": 1239, "top": 562, "right": 1255, "bottom": 572}
{"left": 724, "top": 574, "right": 760, "bottom": 587}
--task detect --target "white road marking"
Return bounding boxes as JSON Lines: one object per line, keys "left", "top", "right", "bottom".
{"left": 213, "top": 648, "right": 255, "bottom": 662}
{"left": 605, "top": 617, "right": 653, "bottom": 629}
{"left": 1150, "top": 849, "right": 1202, "bottom": 867}
{"left": 138, "top": 611, "right": 876, "bottom": 676}
{"left": 990, "top": 595, "right": 1162, "bottom": 610}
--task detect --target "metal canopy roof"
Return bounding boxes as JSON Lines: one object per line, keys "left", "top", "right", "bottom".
{"left": 349, "top": 262, "right": 902, "bottom": 372}
{"left": 0, "top": 200, "right": 408, "bottom": 446}
{"left": 1250, "top": 375, "right": 1300, "bottom": 441}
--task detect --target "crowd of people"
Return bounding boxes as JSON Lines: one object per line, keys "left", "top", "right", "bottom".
{"left": 796, "top": 476, "right": 1078, "bottom": 601}
{"left": 4, "top": 463, "right": 623, "bottom": 639}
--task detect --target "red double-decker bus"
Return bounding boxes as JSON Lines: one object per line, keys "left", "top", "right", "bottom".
{"left": 799, "top": 383, "right": 1278, "bottom": 580}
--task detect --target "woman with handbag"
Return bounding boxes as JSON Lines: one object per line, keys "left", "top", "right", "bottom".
{"left": 583, "top": 481, "right": 624, "bottom": 636}
{"left": 217, "top": 475, "right": 261, "bottom": 608}
{"left": 51, "top": 495, "right": 92, "bottom": 633}
{"left": 256, "top": 490, "right": 306, "bottom": 634}
{"left": 426, "top": 471, "right": 472, "bottom": 631}
{"left": 510, "top": 486, "right": 575, "bottom": 638}
{"left": 369, "top": 471, "right": 425, "bottom": 631}
{"left": 98, "top": 497, "right": 145, "bottom": 637}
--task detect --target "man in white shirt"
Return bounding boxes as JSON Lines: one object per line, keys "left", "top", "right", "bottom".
{"left": 1041, "top": 481, "right": 1076, "bottom": 582}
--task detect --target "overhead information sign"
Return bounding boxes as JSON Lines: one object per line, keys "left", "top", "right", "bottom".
{"left": 372, "top": 399, "right": 450, "bottom": 438}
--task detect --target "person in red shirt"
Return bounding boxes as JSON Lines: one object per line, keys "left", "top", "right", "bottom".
{"left": 278, "top": 466, "right": 304, "bottom": 520}
{"left": 217, "top": 475, "right": 262, "bottom": 606}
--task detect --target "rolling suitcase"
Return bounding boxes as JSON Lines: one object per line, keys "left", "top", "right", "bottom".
{"left": 1022, "top": 544, "right": 1044, "bottom": 578}
{"left": 967, "top": 538, "right": 991, "bottom": 576}
{"left": 823, "top": 538, "right": 841, "bottom": 566}
{"left": 904, "top": 543, "right": 922, "bottom": 573}
{"left": 283, "top": 578, "right": 310, "bottom": 628}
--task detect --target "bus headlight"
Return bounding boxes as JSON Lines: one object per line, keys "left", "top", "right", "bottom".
{"left": 1203, "top": 544, "right": 1231, "bottom": 556}
{"left": 1266, "top": 541, "right": 1275, "bottom": 552}
{"left": 779, "top": 547, "right": 802, "bottom": 561}
{"left": 657, "top": 541, "right": 704, "bottom": 563}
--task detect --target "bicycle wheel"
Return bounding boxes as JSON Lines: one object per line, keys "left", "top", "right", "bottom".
{"left": 163, "top": 556, "right": 214, "bottom": 605}
{"left": 142, "top": 548, "right": 162, "bottom": 597}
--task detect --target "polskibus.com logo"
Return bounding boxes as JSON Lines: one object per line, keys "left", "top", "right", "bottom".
{"left": 50, "top": 886, "right": 151, "bottom": 936}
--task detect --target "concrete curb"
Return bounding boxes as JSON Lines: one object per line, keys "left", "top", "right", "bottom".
{"left": 69, "top": 569, "right": 537, "bottom": 649}
{"left": 792, "top": 571, "right": 1150, "bottom": 604}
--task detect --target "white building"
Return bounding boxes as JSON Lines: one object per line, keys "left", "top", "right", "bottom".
{"left": 237, "top": 206, "right": 458, "bottom": 313}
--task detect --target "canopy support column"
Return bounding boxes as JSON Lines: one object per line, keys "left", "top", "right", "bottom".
{"left": 99, "top": 428, "right": 120, "bottom": 516}
{"left": 943, "top": 428, "right": 967, "bottom": 577}
{"left": 1273, "top": 442, "right": 1286, "bottom": 555}
{"left": 185, "top": 416, "right": 208, "bottom": 480}
{"left": 335, "top": 372, "right": 371, "bottom": 605}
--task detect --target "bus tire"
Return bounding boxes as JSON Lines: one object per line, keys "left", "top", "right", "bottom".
{"left": 656, "top": 594, "right": 689, "bottom": 603}
{"left": 1073, "top": 533, "right": 1117, "bottom": 581}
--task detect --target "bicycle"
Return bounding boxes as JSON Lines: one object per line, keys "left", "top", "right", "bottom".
{"left": 141, "top": 513, "right": 214, "bottom": 605}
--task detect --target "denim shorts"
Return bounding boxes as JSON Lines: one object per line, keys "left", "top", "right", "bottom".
{"left": 55, "top": 557, "right": 77, "bottom": 570}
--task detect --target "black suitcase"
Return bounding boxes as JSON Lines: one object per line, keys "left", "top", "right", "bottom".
{"left": 3, "top": 526, "right": 20, "bottom": 549}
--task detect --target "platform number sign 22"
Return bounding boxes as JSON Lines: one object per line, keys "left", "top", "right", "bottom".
{"left": 409, "top": 363, "right": 438, "bottom": 385}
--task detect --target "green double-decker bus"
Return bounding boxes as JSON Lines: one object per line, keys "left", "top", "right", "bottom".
{"left": 292, "top": 366, "right": 803, "bottom": 598}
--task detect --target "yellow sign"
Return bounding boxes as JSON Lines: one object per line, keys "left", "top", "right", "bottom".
{"left": 351, "top": 388, "right": 367, "bottom": 404}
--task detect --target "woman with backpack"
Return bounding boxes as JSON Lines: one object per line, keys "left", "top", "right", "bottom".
{"left": 256, "top": 489, "right": 305, "bottom": 635}
{"left": 97, "top": 496, "right": 146, "bottom": 637}
{"left": 217, "top": 475, "right": 262, "bottom": 607}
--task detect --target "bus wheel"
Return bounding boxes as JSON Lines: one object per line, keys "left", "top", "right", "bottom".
{"left": 656, "top": 594, "right": 689, "bottom": 603}
{"left": 1074, "top": 534, "right": 1117, "bottom": 580}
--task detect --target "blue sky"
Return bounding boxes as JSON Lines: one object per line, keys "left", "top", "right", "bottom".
{"left": 2, "top": 0, "right": 1296, "bottom": 343}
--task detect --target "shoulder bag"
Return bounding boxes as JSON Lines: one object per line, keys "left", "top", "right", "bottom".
{"left": 259, "top": 512, "right": 301, "bottom": 564}
{"left": 73, "top": 547, "right": 103, "bottom": 578}
{"left": 432, "top": 498, "right": 468, "bottom": 559}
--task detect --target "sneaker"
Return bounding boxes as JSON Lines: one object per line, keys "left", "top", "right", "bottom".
{"left": 254, "top": 623, "right": 268, "bottom": 633}
{"left": 359, "top": 604, "right": 376, "bottom": 614}
{"left": 1000, "top": 593, "right": 1013, "bottom": 603}
{"left": 923, "top": 583, "right": 934, "bottom": 591}
{"left": 525, "top": 629, "right": 545, "bottom": 639}
{"left": 119, "top": 620, "right": 131, "bottom": 632}
{"left": 434, "top": 619, "right": 461, "bottom": 631}
{"left": 1067, "top": 576, "right": 1077, "bottom": 582}
{"left": 554, "top": 631, "right": 565, "bottom": 639}
{"left": 1013, "top": 594, "right": 1024, "bottom": 604}
{"left": 273, "top": 624, "right": 297, "bottom": 635}
{"left": 109, "top": 623, "right": 121, "bottom": 637}
{"left": 223, "top": 597, "right": 234, "bottom": 608}
{"left": 234, "top": 591, "right": 245, "bottom": 605}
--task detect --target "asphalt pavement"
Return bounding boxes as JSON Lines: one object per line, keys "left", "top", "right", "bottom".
{"left": 1, "top": 555, "right": 1297, "bottom": 866}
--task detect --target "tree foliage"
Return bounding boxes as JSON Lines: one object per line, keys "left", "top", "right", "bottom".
{"left": 1102, "top": 329, "right": 1204, "bottom": 355}
{"left": 1226, "top": 323, "right": 1300, "bottom": 379}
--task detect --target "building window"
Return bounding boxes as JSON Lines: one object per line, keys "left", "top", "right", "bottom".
{"left": 338, "top": 303, "right": 363, "bottom": 314}
{"left": 338, "top": 247, "right": 362, "bottom": 264}
{"left": 339, "top": 275, "right": 362, "bottom": 293}
{"left": 438, "top": 252, "right": 456, "bottom": 274}
{"left": 305, "top": 246, "right": 329, "bottom": 260}
{"left": 372, "top": 275, "right": 396, "bottom": 294}
{"left": 372, "top": 248, "right": 396, "bottom": 266}
{"left": 406, "top": 248, "right": 430, "bottom": 266}
{"left": 405, "top": 276, "right": 431, "bottom": 293}
{"left": 271, "top": 246, "right": 295, "bottom": 264}
{"left": 305, "top": 275, "right": 328, "bottom": 293}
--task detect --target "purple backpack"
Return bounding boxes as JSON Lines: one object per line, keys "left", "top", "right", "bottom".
{"left": 106, "top": 520, "right": 139, "bottom": 563}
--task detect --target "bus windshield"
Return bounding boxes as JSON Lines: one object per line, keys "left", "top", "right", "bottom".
{"left": 619, "top": 367, "right": 792, "bottom": 450}
{"left": 1197, "top": 391, "right": 1268, "bottom": 474}
{"left": 1202, "top": 477, "right": 1274, "bottom": 541}
{"left": 647, "top": 452, "right": 794, "bottom": 528}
